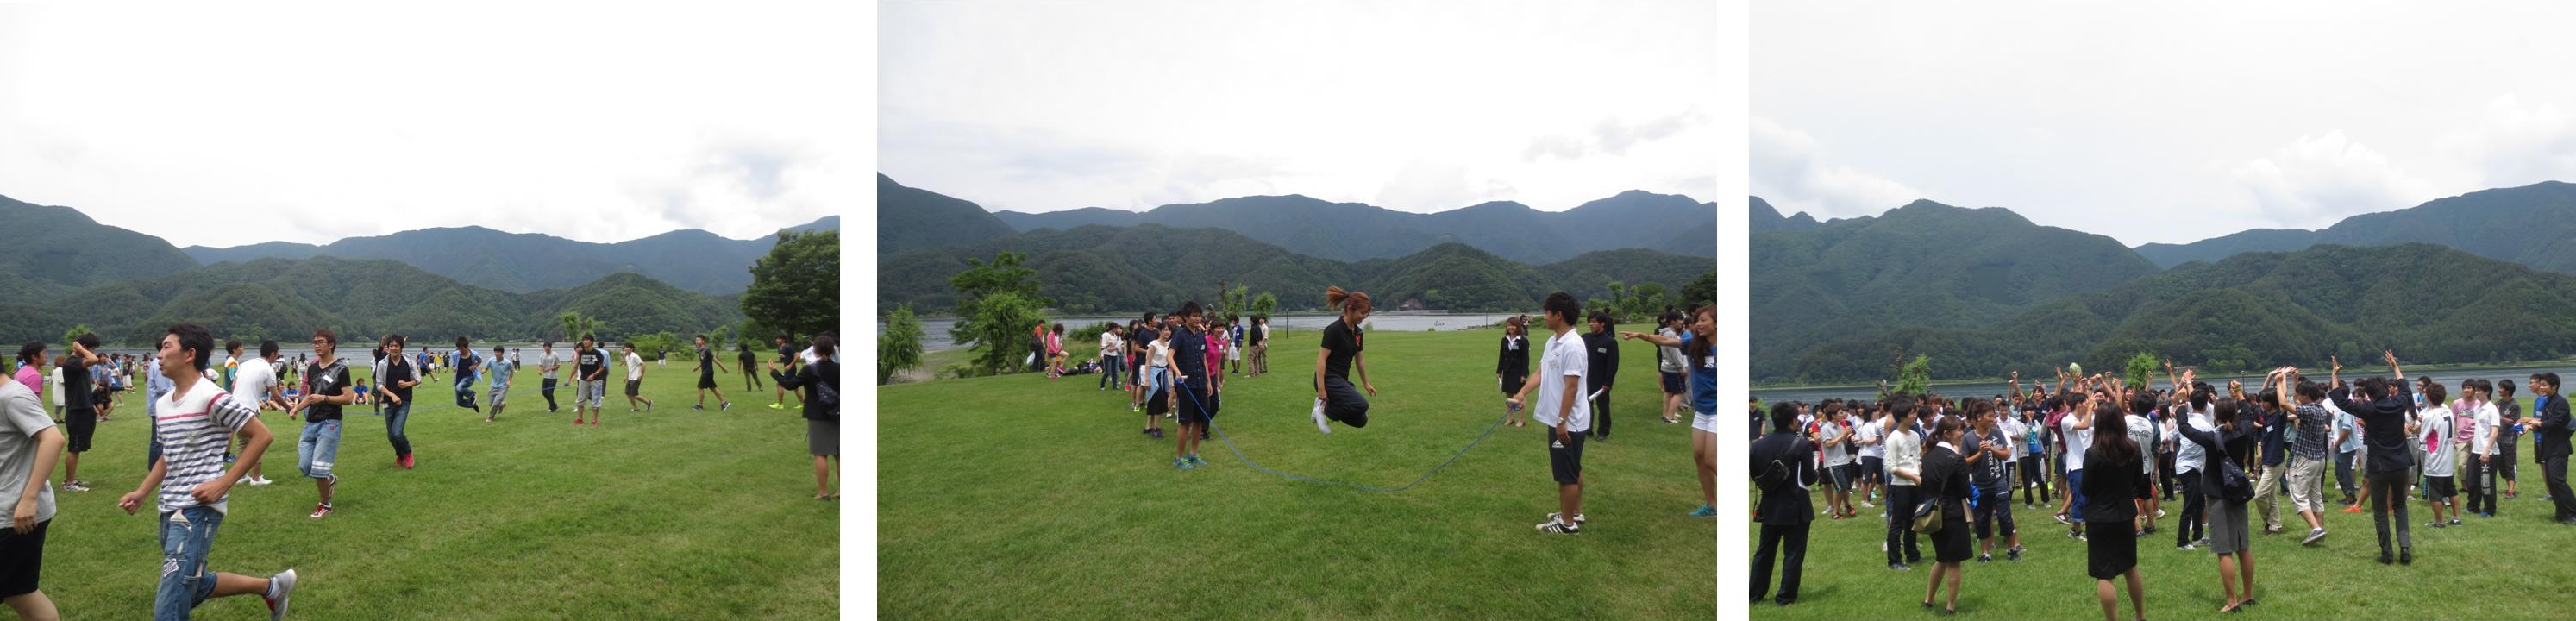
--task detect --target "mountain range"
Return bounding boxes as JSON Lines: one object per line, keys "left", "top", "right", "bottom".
{"left": 877, "top": 176, "right": 1714, "bottom": 315}
{"left": 937, "top": 176, "right": 1717, "bottom": 265}
{"left": 181, "top": 216, "right": 838, "bottom": 295}
{"left": 1754, "top": 181, "right": 2576, "bottom": 384}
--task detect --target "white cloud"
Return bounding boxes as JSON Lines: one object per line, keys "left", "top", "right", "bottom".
{"left": 2440, "top": 95, "right": 2576, "bottom": 189}
{"left": 2226, "top": 130, "right": 2440, "bottom": 226}
{"left": 1748, "top": 116, "right": 1925, "bottom": 217}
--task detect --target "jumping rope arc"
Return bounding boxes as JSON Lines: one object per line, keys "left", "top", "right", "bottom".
{"left": 1173, "top": 380, "right": 1511, "bottom": 493}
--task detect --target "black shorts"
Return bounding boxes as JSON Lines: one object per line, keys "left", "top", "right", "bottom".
{"left": 624, "top": 380, "right": 642, "bottom": 397}
{"left": 1660, "top": 371, "right": 1684, "bottom": 395}
{"left": 1178, "top": 381, "right": 1213, "bottom": 423}
{"left": 2426, "top": 474, "right": 2457, "bottom": 499}
{"left": 1862, "top": 456, "right": 1885, "bottom": 484}
{"left": 698, "top": 373, "right": 718, "bottom": 390}
{"left": 1146, "top": 387, "right": 1170, "bottom": 417}
{"left": 1547, "top": 430, "right": 1588, "bottom": 485}
{"left": 63, "top": 409, "right": 96, "bottom": 454}
{"left": 91, "top": 388, "right": 110, "bottom": 407}
{"left": 0, "top": 518, "right": 48, "bottom": 598}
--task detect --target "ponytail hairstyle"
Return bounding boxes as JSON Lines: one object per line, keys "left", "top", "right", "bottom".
{"left": 1926, "top": 416, "right": 1964, "bottom": 458}
{"left": 1324, "top": 286, "right": 1372, "bottom": 318}
{"left": 2215, "top": 396, "right": 2241, "bottom": 431}
{"left": 1683, "top": 304, "right": 1714, "bottom": 362}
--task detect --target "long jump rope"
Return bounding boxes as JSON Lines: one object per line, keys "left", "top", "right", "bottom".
{"left": 1156, "top": 368, "right": 1514, "bottom": 493}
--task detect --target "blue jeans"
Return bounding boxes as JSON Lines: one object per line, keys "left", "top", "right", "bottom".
{"left": 1100, "top": 354, "right": 1121, "bottom": 389}
{"left": 298, "top": 418, "right": 342, "bottom": 480}
{"left": 154, "top": 505, "right": 225, "bottom": 620}
{"left": 385, "top": 401, "right": 412, "bottom": 458}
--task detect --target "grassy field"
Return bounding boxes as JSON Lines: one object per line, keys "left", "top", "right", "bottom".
{"left": 879, "top": 324, "right": 1715, "bottom": 620}
{"left": 28, "top": 359, "right": 839, "bottom": 620}
{"left": 1746, "top": 461, "right": 2570, "bottom": 620}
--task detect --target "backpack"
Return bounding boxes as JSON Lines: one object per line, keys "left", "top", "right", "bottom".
{"left": 810, "top": 362, "right": 839, "bottom": 416}
{"left": 1755, "top": 438, "right": 1809, "bottom": 492}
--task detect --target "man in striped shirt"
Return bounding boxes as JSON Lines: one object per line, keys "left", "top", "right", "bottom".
{"left": 115, "top": 323, "right": 298, "bottom": 620}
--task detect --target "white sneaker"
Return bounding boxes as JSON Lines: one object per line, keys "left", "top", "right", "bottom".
{"left": 1312, "top": 399, "right": 1332, "bottom": 435}
{"left": 248, "top": 476, "right": 273, "bottom": 486}
{"left": 264, "top": 568, "right": 297, "bottom": 620}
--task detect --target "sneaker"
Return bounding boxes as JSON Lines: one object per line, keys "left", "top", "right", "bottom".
{"left": 248, "top": 476, "right": 272, "bottom": 486}
{"left": 1174, "top": 458, "right": 1193, "bottom": 471}
{"left": 402, "top": 455, "right": 415, "bottom": 469}
{"left": 2400, "top": 549, "right": 2413, "bottom": 565}
{"left": 264, "top": 568, "right": 297, "bottom": 620}
{"left": 1689, "top": 504, "right": 1717, "bottom": 518}
{"left": 590, "top": 419, "right": 599, "bottom": 427}
{"left": 2195, "top": 537, "right": 2210, "bottom": 548}
{"left": 768, "top": 403, "right": 783, "bottom": 410}
{"left": 1547, "top": 511, "right": 1589, "bottom": 524}
{"left": 2076, "top": 533, "right": 2088, "bottom": 543}
{"left": 2156, "top": 509, "right": 2167, "bottom": 519}
{"left": 2053, "top": 513, "right": 2071, "bottom": 525}
{"left": 2302, "top": 528, "right": 2328, "bottom": 546}
{"left": 1187, "top": 455, "right": 1207, "bottom": 466}
{"left": 1860, "top": 501, "right": 1874, "bottom": 508}
{"left": 1977, "top": 553, "right": 1992, "bottom": 563}
{"left": 2006, "top": 546, "right": 2024, "bottom": 561}
{"left": 310, "top": 503, "right": 333, "bottom": 519}
{"left": 2178, "top": 543, "right": 2196, "bottom": 551}
{"left": 1889, "top": 563, "right": 1910, "bottom": 572}
{"left": 2426, "top": 522, "right": 2447, "bottom": 529}
{"left": 2377, "top": 552, "right": 2394, "bottom": 565}
{"left": 646, "top": 402, "right": 653, "bottom": 412}
{"left": 573, "top": 418, "right": 585, "bottom": 425}
{"left": 1535, "top": 519, "right": 1581, "bottom": 534}
{"left": 722, "top": 401, "right": 731, "bottom": 411}
{"left": 1131, "top": 406, "right": 1142, "bottom": 413}
{"left": 1311, "top": 399, "right": 1332, "bottom": 435}
{"left": 693, "top": 405, "right": 705, "bottom": 411}
{"left": 2449, "top": 518, "right": 2462, "bottom": 526}
{"left": 61, "top": 480, "right": 89, "bottom": 492}
{"left": 2342, "top": 505, "right": 2364, "bottom": 514}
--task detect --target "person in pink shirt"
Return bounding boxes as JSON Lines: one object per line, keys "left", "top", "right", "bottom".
{"left": 11, "top": 343, "right": 44, "bottom": 397}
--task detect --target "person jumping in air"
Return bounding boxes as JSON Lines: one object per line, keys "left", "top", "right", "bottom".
{"left": 1310, "top": 286, "right": 1378, "bottom": 435}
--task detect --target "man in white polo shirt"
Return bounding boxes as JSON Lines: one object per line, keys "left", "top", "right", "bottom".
{"left": 1509, "top": 292, "right": 1592, "bottom": 535}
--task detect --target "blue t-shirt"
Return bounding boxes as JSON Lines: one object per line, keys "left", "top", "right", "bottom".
{"left": 488, "top": 358, "right": 515, "bottom": 389}
{"left": 1683, "top": 332, "right": 1714, "bottom": 414}
{"left": 2259, "top": 407, "right": 2289, "bottom": 466}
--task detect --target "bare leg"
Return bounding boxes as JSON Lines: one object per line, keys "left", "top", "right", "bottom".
{"left": 1924, "top": 563, "right": 1943, "bottom": 605}
{"left": 209, "top": 572, "right": 274, "bottom": 598}
{"left": 2217, "top": 554, "right": 2241, "bottom": 611}
{"left": 1558, "top": 483, "right": 1580, "bottom": 524}
{"left": 317, "top": 476, "right": 334, "bottom": 505}
{"left": 2237, "top": 550, "right": 2254, "bottom": 602}
{"left": 1694, "top": 430, "right": 1717, "bottom": 506}
{"left": 2097, "top": 579, "right": 2118, "bottom": 621}
{"left": 814, "top": 455, "right": 830, "bottom": 498}
{"left": 1943, "top": 563, "right": 1962, "bottom": 611}
{"left": 2124, "top": 568, "right": 2147, "bottom": 620}
{"left": 3, "top": 591, "right": 60, "bottom": 621}
{"left": 61, "top": 452, "right": 78, "bottom": 485}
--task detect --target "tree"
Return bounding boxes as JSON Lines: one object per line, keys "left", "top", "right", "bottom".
{"left": 2124, "top": 351, "right": 2159, "bottom": 388}
{"left": 1631, "top": 282, "right": 1670, "bottom": 318}
{"left": 62, "top": 324, "right": 92, "bottom": 346}
{"left": 950, "top": 252, "right": 1054, "bottom": 376}
{"left": 880, "top": 304, "right": 925, "bottom": 385}
{"left": 742, "top": 229, "right": 840, "bottom": 342}
{"left": 558, "top": 311, "right": 582, "bottom": 342}
{"left": 1605, "top": 281, "right": 1629, "bottom": 322}
{"left": 1894, "top": 354, "right": 1933, "bottom": 396}
{"left": 1250, "top": 292, "right": 1279, "bottom": 319}
{"left": 1680, "top": 270, "right": 1715, "bottom": 310}
{"left": 1219, "top": 284, "right": 1249, "bottom": 321}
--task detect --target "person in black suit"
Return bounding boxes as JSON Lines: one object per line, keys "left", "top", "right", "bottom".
{"left": 2529, "top": 372, "right": 2576, "bottom": 524}
{"left": 1751, "top": 401, "right": 1815, "bottom": 606}
{"left": 1495, "top": 317, "right": 1532, "bottom": 428}
{"left": 2326, "top": 350, "right": 2418, "bottom": 565}
{"left": 1917, "top": 416, "right": 1974, "bottom": 616}
{"left": 2082, "top": 397, "right": 2150, "bottom": 621}
{"left": 1583, "top": 311, "right": 1620, "bottom": 440}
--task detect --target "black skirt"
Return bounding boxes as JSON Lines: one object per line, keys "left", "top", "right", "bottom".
{"left": 2085, "top": 521, "right": 2138, "bottom": 580}
{"left": 1501, "top": 372, "right": 1526, "bottom": 398}
{"left": 1932, "top": 509, "right": 1973, "bottom": 563}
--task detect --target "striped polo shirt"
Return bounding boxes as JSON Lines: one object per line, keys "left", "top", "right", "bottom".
{"left": 154, "top": 375, "right": 258, "bottom": 513}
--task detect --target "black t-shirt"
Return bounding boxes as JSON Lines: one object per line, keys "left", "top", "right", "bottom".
{"left": 699, "top": 346, "right": 716, "bottom": 377}
{"left": 60, "top": 360, "right": 92, "bottom": 411}
{"left": 1971, "top": 428, "right": 2010, "bottom": 492}
{"left": 736, "top": 348, "right": 755, "bottom": 368}
{"left": 1321, "top": 318, "right": 1362, "bottom": 380}
{"left": 577, "top": 348, "right": 606, "bottom": 381}
{"left": 776, "top": 343, "right": 796, "bottom": 365}
{"left": 1249, "top": 323, "right": 1263, "bottom": 346}
{"left": 304, "top": 361, "right": 350, "bottom": 422}
{"left": 382, "top": 358, "right": 416, "bottom": 403}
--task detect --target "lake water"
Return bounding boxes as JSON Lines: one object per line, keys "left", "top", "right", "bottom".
{"left": 898, "top": 312, "right": 1529, "bottom": 352}
{"left": 1753, "top": 364, "right": 2576, "bottom": 405}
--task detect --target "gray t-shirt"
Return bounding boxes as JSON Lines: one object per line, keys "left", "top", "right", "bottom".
{"left": 0, "top": 381, "right": 57, "bottom": 524}
{"left": 540, "top": 351, "right": 561, "bottom": 380}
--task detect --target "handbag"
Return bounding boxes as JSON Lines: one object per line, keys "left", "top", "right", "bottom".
{"left": 2217, "top": 455, "right": 2255, "bottom": 504}
{"left": 1910, "top": 459, "right": 1946, "bottom": 534}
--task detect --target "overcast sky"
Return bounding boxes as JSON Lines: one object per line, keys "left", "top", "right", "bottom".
{"left": 879, "top": 1, "right": 1721, "bottom": 215}
{"left": 0, "top": 3, "right": 859, "bottom": 249}
{"left": 1754, "top": 3, "right": 2576, "bottom": 247}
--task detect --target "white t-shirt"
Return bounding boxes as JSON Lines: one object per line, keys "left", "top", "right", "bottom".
{"left": 1856, "top": 420, "right": 1884, "bottom": 459}
{"left": 231, "top": 357, "right": 278, "bottom": 410}
{"left": 2060, "top": 413, "right": 2092, "bottom": 472}
{"left": 1532, "top": 329, "right": 1591, "bottom": 432}
{"left": 2422, "top": 406, "right": 2458, "bottom": 477}
{"left": 2177, "top": 407, "right": 2213, "bottom": 474}
{"left": 625, "top": 352, "right": 647, "bottom": 381}
{"left": 1883, "top": 427, "right": 1922, "bottom": 486}
{"left": 1999, "top": 417, "right": 2029, "bottom": 459}
{"left": 2125, "top": 413, "right": 2157, "bottom": 474}
{"left": 1148, "top": 341, "right": 1172, "bottom": 367}
{"left": 2472, "top": 400, "right": 2501, "bottom": 455}
{"left": 1100, "top": 333, "right": 1123, "bottom": 358}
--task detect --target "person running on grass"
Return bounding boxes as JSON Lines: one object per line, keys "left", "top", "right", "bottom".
{"left": 538, "top": 342, "right": 562, "bottom": 414}
{"left": 486, "top": 345, "right": 515, "bottom": 423}
{"left": 1620, "top": 303, "right": 1718, "bottom": 516}
{"left": 573, "top": 335, "right": 607, "bottom": 426}
{"left": 450, "top": 337, "right": 482, "bottom": 414}
{"left": 366, "top": 336, "right": 415, "bottom": 474}
{"left": 690, "top": 335, "right": 729, "bottom": 411}
{"left": 736, "top": 342, "right": 760, "bottom": 392}
{"left": 229, "top": 341, "right": 285, "bottom": 486}
{"left": 0, "top": 370, "right": 65, "bottom": 621}
{"left": 769, "top": 335, "right": 803, "bottom": 410}
{"left": 116, "top": 323, "right": 298, "bottom": 619}
{"left": 1509, "top": 292, "right": 1591, "bottom": 534}
{"left": 50, "top": 335, "right": 101, "bottom": 494}
{"left": 773, "top": 335, "right": 840, "bottom": 500}
{"left": 1309, "top": 286, "right": 1378, "bottom": 436}
{"left": 1169, "top": 302, "right": 1215, "bottom": 470}
{"left": 1497, "top": 317, "right": 1531, "bottom": 428}
{"left": 624, "top": 343, "right": 655, "bottom": 413}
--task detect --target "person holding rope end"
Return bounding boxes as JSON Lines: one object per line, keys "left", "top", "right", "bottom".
{"left": 1309, "top": 286, "right": 1378, "bottom": 436}
{"left": 1510, "top": 292, "right": 1592, "bottom": 534}
{"left": 1169, "top": 302, "right": 1215, "bottom": 470}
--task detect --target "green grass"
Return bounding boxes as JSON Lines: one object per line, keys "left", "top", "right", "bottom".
{"left": 34, "top": 361, "right": 839, "bottom": 620}
{"left": 1748, "top": 465, "right": 2567, "bottom": 620}
{"left": 879, "top": 325, "right": 1714, "bottom": 620}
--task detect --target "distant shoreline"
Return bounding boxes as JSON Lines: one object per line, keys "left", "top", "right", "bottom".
{"left": 1755, "top": 359, "right": 2576, "bottom": 391}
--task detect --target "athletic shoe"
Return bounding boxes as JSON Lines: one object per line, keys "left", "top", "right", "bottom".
{"left": 1689, "top": 504, "right": 1716, "bottom": 518}
{"left": 62, "top": 480, "right": 87, "bottom": 492}
{"left": 1547, "top": 511, "right": 1589, "bottom": 524}
{"left": 2053, "top": 513, "right": 2071, "bottom": 525}
{"left": 722, "top": 402, "right": 731, "bottom": 411}
{"left": 2195, "top": 537, "right": 2210, "bottom": 548}
{"left": 2302, "top": 528, "right": 2328, "bottom": 546}
{"left": 1131, "top": 406, "right": 1141, "bottom": 413}
{"left": 1976, "top": 553, "right": 1991, "bottom": 563}
{"left": 2449, "top": 518, "right": 2462, "bottom": 526}
{"left": 1888, "top": 563, "right": 1910, "bottom": 572}
{"left": 2342, "top": 505, "right": 2364, "bottom": 514}
{"left": 402, "top": 455, "right": 415, "bottom": 469}
{"left": 2178, "top": 543, "right": 2196, "bottom": 551}
{"left": 2006, "top": 545, "right": 2023, "bottom": 561}
{"left": 1150, "top": 429, "right": 1164, "bottom": 439}
{"left": 2156, "top": 509, "right": 2167, "bottom": 519}
{"left": 590, "top": 419, "right": 599, "bottom": 426}
{"left": 2426, "top": 522, "right": 2447, "bottom": 529}
{"left": 645, "top": 402, "right": 654, "bottom": 412}
{"left": 2400, "top": 549, "right": 2413, "bottom": 565}
{"left": 310, "top": 503, "right": 332, "bottom": 519}
{"left": 1187, "top": 455, "right": 1207, "bottom": 467}
{"left": 1311, "top": 400, "right": 1332, "bottom": 435}
{"left": 768, "top": 403, "right": 783, "bottom": 410}
{"left": 692, "top": 405, "right": 705, "bottom": 411}
{"left": 1535, "top": 519, "right": 1580, "bottom": 534}
{"left": 264, "top": 568, "right": 297, "bottom": 620}
{"left": 248, "top": 476, "right": 272, "bottom": 486}
{"left": 1859, "top": 501, "right": 1874, "bottom": 508}
{"left": 1174, "top": 458, "right": 1193, "bottom": 471}
{"left": 2377, "top": 552, "right": 2394, "bottom": 565}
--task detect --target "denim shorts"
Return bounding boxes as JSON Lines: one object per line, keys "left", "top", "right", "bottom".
{"left": 580, "top": 380, "right": 605, "bottom": 407}
{"left": 154, "top": 506, "right": 224, "bottom": 620}
{"left": 298, "top": 418, "right": 342, "bottom": 480}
